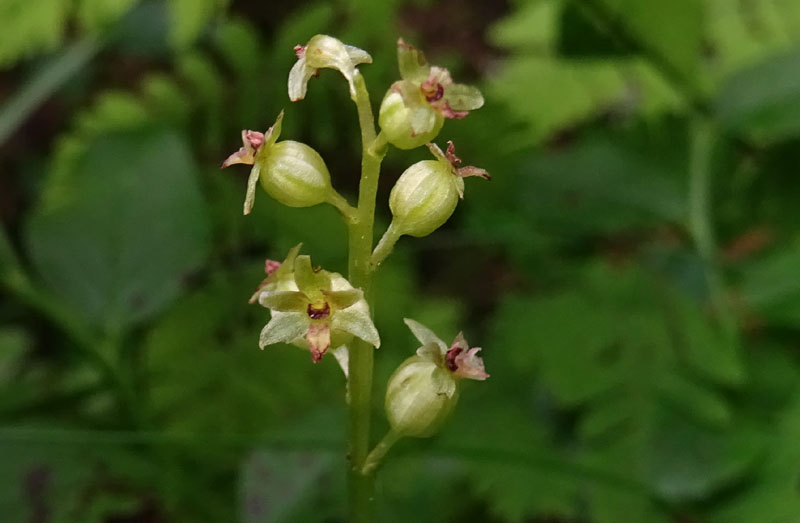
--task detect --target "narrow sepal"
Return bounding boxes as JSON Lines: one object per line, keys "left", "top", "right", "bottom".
{"left": 322, "top": 288, "right": 363, "bottom": 311}
{"left": 258, "top": 291, "right": 308, "bottom": 312}
{"left": 264, "top": 110, "right": 284, "bottom": 148}
{"left": 416, "top": 342, "right": 445, "bottom": 365}
{"left": 442, "top": 84, "right": 484, "bottom": 111}
{"left": 331, "top": 345, "right": 349, "bottom": 377}
{"left": 288, "top": 56, "right": 314, "bottom": 101}
{"left": 243, "top": 163, "right": 260, "bottom": 215}
{"left": 259, "top": 312, "right": 308, "bottom": 349}
{"left": 333, "top": 309, "right": 380, "bottom": 348}
{"left": 404, "top": 318, "right": 447, "bottom": 352}
{"left": 397, "top": 38, "right": 430, "bottom": 83}
{"left": 294, "top": 255, "right": 332, "bottom": 298}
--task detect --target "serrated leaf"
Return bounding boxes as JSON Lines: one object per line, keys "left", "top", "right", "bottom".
{"left": 442, "top": 401, "right": 583, "bottom": 522}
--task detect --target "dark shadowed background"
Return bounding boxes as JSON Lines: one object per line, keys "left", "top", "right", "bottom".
{"left": 2, "top": 0, "right": 800, "bottom": 521}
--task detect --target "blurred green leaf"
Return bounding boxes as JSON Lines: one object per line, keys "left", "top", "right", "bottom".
{"left": 590, "top": 0, "right": 703, "bottom": 80}
{"left": 486, "top": 261, "right": 752, "bottom": 519}
{"left": 707, "top": 0, "right": 800, "bottom": 79}
{"left": 0, "top": 0, "right": 71, "bottom": 67}
{"left": 667, "top": 291, "right": 745, "bottom": 386}
{"left": 167, "top": 0, "right": 227, "bottom": 48}
{"left": 712, "top": 395, "right": 800, "bottom": 522}
{"left": 0, "top": 327, "right": 28, "bottom": 382}
{"left": 716, "top": 46, "right": 800, "bottom": 143}
{"left": 26, "top": 128, "right": 210, "bottom": 329}
{"left": 76, "top": 0, "right": 137, "bottom": 31}
{"left": 518, "top": 140, "right": 686, "bottom": 235}
{"left": 442, "top": 402, "right": 582, "bottom": 523}
{"left": 739, "top": 240, "right": 800, "bottom": 326}
{"left": 0, "top": 38, "right": 99, "bottom": 146}
{"left": 489, "top": 0, "right": 682, "bottom": 143}
{"left": 0, "top": 227, "right": 18, "bottom": 275}
{"left": 0, "top": 436, "right": 144, "bottom": 523}
{"left": 376, "top": 456, "right": 464, "bottom": 523}
{"left": 240, "top": 449, "right": 339, "bottom": 523}
{"left": 642, "top": 410, "right": 761, "bottom": 501}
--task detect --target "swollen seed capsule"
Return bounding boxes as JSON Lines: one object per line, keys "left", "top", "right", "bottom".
{"left": 389, "top": 159, "right": 459, "bottom": 237}
{"left": 385, "top": 356, "right": 459, "bottom": 438}
{"left": 379, "top": 89, "right": 444, "bottom": 150}
{"left": 259, "top": 141, "right": 333, "bottom": 207}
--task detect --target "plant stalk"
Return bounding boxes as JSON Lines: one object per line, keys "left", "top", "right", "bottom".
{"left": 688, "top": 119, "right": 740, "bottom": 354}
{"left": 361, "top": 430, "right": 401, "bottom": 475}
{"left": 346, "top": 71, "right": 386, "bottom": 523}
{"left": 371, "top": 222, "right": 401, "bottom": 269}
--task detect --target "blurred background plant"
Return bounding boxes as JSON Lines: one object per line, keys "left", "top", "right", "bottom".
{"left": 2, "top": 0, "right": 800, "bottom": 521}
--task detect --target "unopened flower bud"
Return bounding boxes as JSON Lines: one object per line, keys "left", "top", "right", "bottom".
{"left": 385, "top": 355, "right": 458, "bottom": 437}
{"left": 388, "top": 141, "right": 489, "bottom": 237}
{"left": 389, "top": 158, "right": 459, "bottom": 237}
{"left": 378, "top": 39, "right": 483, "bottom": 150}
{"left": 222, "top": 111, "right": 341, "bottom": 214}
{"left": 379, "top": 85, "right": 444, "bottom": 150}
{"left": 259, "top": 140, "right": 332, "bottom": 207}
{"left": 384, "top": 319, "right": 488, "bottom": 438}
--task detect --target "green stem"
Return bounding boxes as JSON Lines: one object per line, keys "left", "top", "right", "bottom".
{"left": 361, "top": 430, "right": 401, "bottom": 475}
{"left": 371, "top": 222, "right": 402, "bottom": 269}
{"left": 346, "top": 71, "right": 387, "bottom": 523}
{"left": 688, "top": 119, "right": 740, "bottom": 352}
{"left": 328, "top": 190, "right": 359, "bottom": 224}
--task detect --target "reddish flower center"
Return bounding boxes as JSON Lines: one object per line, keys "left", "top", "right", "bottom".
{"left": 445, "top": 346, "right": 462, "bottom": 371}
{"left": 307, "top": 301, "right": 331, "bottom": 320}
{"left": 421, "top": 79, "right": 444, "bottom": 102}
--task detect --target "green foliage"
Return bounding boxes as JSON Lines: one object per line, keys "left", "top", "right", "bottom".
{"left": 716, "top": 46, "right": 800, "bottom": 143}
{"left": 76, "top": 0, "right": 138, "bottom": 31}
{"left": 240, "top": 449, "right": 342, "bottom": 523}
{"left": 0, "top": 0, "right": 71, "bottom": 67}
{"left": 488, "top": 0, "right": 682, "bottom": 145}
{"left": 27, "top": 127, "right": 209, "bottom": 329}
{"left": 4, "top": 0, "right": 800, "bottom": 522}
{"left": 168, "top": 0, "right": 228, "bottom": 49}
